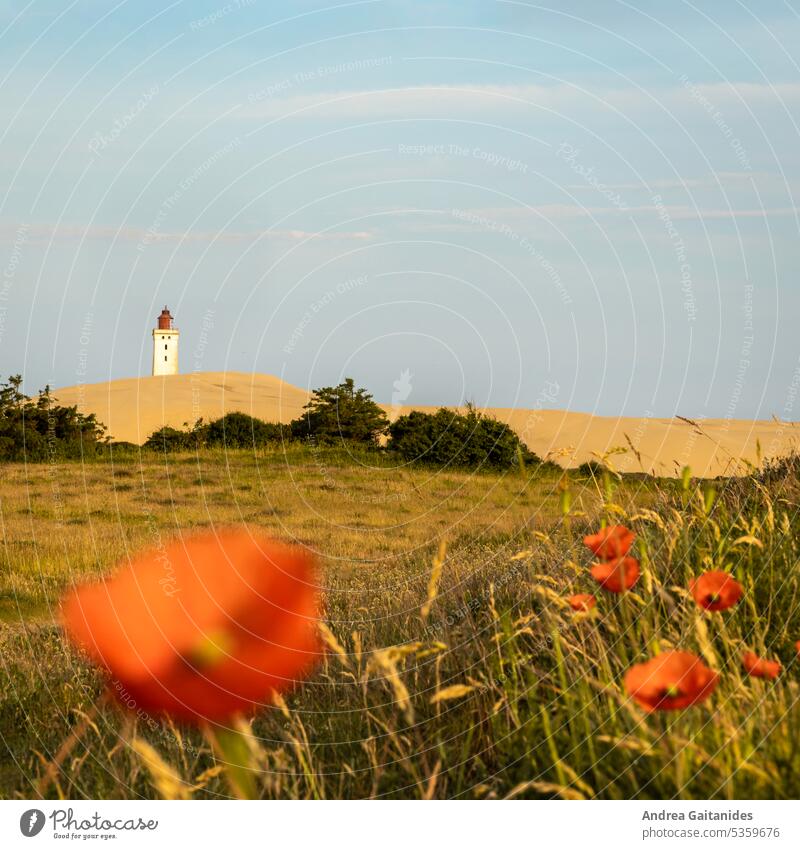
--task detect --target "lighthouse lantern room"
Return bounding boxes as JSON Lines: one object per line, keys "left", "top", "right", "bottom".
{"left": 152, "top": 306, "right": 179, "bottom": 376}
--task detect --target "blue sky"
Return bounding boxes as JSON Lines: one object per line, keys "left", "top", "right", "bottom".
{"left": 1, "top": 0, "right": 799, "bottom": 418}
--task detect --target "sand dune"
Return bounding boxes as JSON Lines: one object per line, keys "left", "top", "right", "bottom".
{"left": 54, "top": 372, "right": 310, "bottom": 447}
{"left": 54, "top": 372, "right": 799, "bottom": 478}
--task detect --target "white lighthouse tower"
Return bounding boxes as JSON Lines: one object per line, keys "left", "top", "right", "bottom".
{"left": 152, "top": 306, "right": 179, "bottom": 376}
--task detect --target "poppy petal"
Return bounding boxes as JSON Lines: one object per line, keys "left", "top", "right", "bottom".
{"left": 61, "top": 530, "right": 321, "bottom": 722}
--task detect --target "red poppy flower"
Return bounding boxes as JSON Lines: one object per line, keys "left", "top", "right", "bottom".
{"left": 624, "top": 651, "right": 718, "bottom": 712}
{"left": 590, "top": 557, "right": 640, "bottom": 593}
{"left": 689, "top": 571, "right": 743, "bottom": 612}
{"left": 583, "top": 525, "right": 635, "bottom": 560}
{"left": 741, "top": 651, "right": 781, "bottom": 680}
{"left": 568, "top": 593, "right": 596, "bottom": 612}
{"left": 61, "top": 530, "right": 320, "bottom": 723}
{"left": 796, "top": 640, "right": 800, "bottom": 656}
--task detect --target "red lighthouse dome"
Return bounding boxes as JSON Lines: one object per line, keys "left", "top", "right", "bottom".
{"left": 157, "top": 306, "right": 173, "bottom": 330}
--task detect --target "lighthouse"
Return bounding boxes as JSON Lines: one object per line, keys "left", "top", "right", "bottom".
{"left": 152, "top": 306, "right": 179, "bottom": 376}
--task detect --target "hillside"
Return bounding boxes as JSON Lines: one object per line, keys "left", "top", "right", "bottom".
{"left": 53, "top": 372, "right": 310, "bottom": 446}
{"left": 53, "top": 372, "right": 799, "bottom": 477}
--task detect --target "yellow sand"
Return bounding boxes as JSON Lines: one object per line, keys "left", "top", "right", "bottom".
{"left": 53, "top": 372, "right": 310, "bottom": 447}
{"left": 53, "top": 372, "right": 799, "bottom": 478}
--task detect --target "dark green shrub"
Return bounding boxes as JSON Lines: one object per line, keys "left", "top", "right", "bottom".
{"left": 206, "top": 413, "right": 289, "bottom": 449}
{"left": 576, "top": 460, "right": 607, "bottom": 479}
{"left": 291, "top": 378, "right": 388, "bottom": 447}
{"left": 143, "top": 414, "right": 292, "bottom": 452}
{"left": 143, "top": 426, "right": 200, "bottom": 452}
{"left": 388, "top": 405, "right": 540, "bottom": 470}
{"left": 0, "top": 376, "right": 107, "bottom": 461}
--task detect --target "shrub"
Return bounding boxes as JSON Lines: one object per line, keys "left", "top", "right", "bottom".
{"left": 143, "top": 414, "right": 292, "bottom": 452}
{"left": 205, "top": 413, "right": 290, "bottom": 449}
{"left": 0, "top": 376, "right": 107, "bottom": 461}
{"left": 143, "top": 426, "right": 200, "bottom": 453}
{"left": 291, "top": 378, "right": 388, "bottom": 447}
{"left": 388, "top": 405, "right": 540, "bottom": 470}
{"left": 576, "top": 460, "right": 608, "bottom": 478}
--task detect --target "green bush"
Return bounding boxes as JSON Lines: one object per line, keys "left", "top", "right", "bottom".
{"left": 576, "top": 460, "right": 608, "bottom": 478}
{"left": 143, "top": 425, "right": 201, "bottom": 453}
{"left": 143, "top": 413, "right": 291, "bottom": 452}
{"left": 0, "top": 375, "right": 107, "bottom": 461}
{"left": 291, "top": 378, "right": 388, "bottom": 447}
{"left": 205, "top": 413, "right": 289, "bottom": 449}
{"left": 388, "top": 405, "right": 541, "bottom": 470}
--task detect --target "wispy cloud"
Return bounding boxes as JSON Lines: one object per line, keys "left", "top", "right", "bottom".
{"left": 0, "top": 223, "right": 374, "bottom": 244}
{"left": 383, "top": 203, "right": 800, "bottom": 233}
{"left": 566, "top": 172, "right": 768, "bottom": 192}
{"left": 236, "top": 80, "right": 800, "bottom": 121}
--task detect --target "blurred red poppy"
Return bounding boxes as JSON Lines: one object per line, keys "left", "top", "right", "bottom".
{"left": 741, "top": 651, "right": 781, "bottom": 680}
{"left": 689, "top": 571, "right": 743, "bottom": 612}
{"left": 61, "top": 530, "right": 320, "bottom": 723}
{"left": 624, "top": 651, "right": 718, "bottom": 712}
{"left": 796, "top": 640, "right": 800, "bottom": 656}
{"left": 583, "top": 525, "right": 635, "bottom": 560}
{"left": 590, "top": 557, "right": 640, "bottom": 592}
{"left": 568, "top": 593, "right": 596, "bottom": 612}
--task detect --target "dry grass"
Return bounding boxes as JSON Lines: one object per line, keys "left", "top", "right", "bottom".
{"left": 1, "top": 448, "right": 799, "bottom": 799}
{"left": 0, "top": 446, "right": 610, "bottom": 621}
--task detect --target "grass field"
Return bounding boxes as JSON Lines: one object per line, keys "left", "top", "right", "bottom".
{"left": 1, "top": 447, "right": 799, "bottom": 799}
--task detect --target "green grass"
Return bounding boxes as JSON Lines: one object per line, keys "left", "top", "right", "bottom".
{"left": 1, "top": 449, "right": 798, "bottom": 799}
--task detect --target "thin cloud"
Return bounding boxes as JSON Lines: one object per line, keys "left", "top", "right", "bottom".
{"left": 566, "top": 172, "right": 766, "bottom": 192}
{"left": 0, "top": 223, "right": 374, "bottom": 244}
{"left": 388, "top": 203, "right": 799, "bottom": 233}
{"left": 236, "top": 80, "right": 800, "bottom": 121}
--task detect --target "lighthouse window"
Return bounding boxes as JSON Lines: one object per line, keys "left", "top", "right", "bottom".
{"left": 164, "top": 344, "right": 168, "bottom": 350}
{"left": 164, "top": 356, "right": 168, "bottom": 362}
